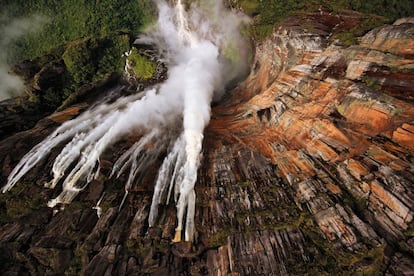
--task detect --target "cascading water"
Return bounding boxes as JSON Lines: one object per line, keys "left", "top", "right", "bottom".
{"left": 2, "top": 0, "right": 248, "bottom": 242}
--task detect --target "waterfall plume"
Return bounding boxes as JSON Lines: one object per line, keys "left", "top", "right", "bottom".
{"left": 3, "top": 0, "right": 249, "bottom": 242}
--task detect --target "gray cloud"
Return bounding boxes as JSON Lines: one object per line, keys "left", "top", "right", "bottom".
{"left": 0, "top": 14, "right": 48, "bottom": 101}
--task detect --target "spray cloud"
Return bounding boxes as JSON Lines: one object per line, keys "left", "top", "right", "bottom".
{"left": 0, "top": 14, "right": 47, "bottom": 101}
{"left": 3, "top": 0, "right": 249, "bottom": 242}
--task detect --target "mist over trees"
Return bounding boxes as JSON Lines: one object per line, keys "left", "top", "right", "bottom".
{"left": 1, "top": 0, "right": 414, "bottom": 64}
{"left": 1, "top": 0, "right": 155, "bottom": 63}
{"left": 0, "top": 0, "right": 413, "bottom": 101}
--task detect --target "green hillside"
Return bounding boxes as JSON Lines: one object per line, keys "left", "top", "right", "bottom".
{"left": 1, "top": 0, "right": 155, "bottom": 62}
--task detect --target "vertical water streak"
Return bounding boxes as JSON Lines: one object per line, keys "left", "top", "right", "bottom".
{"left": 4, "top": 0, "right": 249, "bottom": 243}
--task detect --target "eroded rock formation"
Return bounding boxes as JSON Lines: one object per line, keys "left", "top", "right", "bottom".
{"left": 1, "top": 11, "right": 414, "bottom": 275}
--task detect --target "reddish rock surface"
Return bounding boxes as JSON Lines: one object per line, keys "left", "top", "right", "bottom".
{"left": 1, "top": 11, "right": 414, "bottom": 275}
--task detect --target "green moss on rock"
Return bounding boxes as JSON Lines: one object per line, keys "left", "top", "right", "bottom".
{"left": 208, "top": 226, "right": 232, "bottom": 247}
{"left": 0, "top": 182, "right": 45, "bottom": 222}
{"left": 332, "top": 16, "right": 389, "bottom": 47}
{"left": 300, "top": 218, "right": 385, "bottom": 274}
{"left": 127, "top": 48, "right": 157, "bottom": 80}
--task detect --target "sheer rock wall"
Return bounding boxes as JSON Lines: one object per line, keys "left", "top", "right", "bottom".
{"left": 1, "top": 12, "right": 414, "bottom": 275}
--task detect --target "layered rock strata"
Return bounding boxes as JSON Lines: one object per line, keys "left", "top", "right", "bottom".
{"left": 1, "top": 12, "right": 414, "bottom": 275}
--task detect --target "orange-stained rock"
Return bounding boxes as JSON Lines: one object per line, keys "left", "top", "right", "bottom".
{"left": 2, "top": 10, "right": 414, "bottom": 275}
{"left": 206, "top": 15, "right": 414, "bottom": 262}
{"left": 346, "top": 159, "right": 369, "bottom": 181}
{"left": 393, "top": 124, "right": 414, "bottom": 151}
{"left": 370, "top": 180, "right": 413, "bottom": 226}
{"left": 306, "top": 139, "right": 339, "bottom": 161}
{"left": 326, "top": 183, "right": 342, "bottom": 195}
{"left": 315, "top": 207, "right": 357, "bottom": 247}
{"left": 274, "top": 151, "right": 315, "bottom": 182}
{"left": 361, "top": 23, "right": 414, "bottom": 56}
{"left": 337, "top": 99, "right": 391, "bottom": 135}
{"left": 402, "top": 123, "right": 414, "bottom": 133}
{"left": 48, "top": 104, "right": 88, "bottom": 123}
{"left": 366, "top": 145, "right": 398, "bottom": 165}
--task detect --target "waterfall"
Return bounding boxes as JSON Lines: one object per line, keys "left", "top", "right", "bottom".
{"left": 3, "top": 0, "right": 249, "bottom": 242}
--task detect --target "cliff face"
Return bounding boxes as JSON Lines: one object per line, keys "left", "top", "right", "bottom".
{"left": 1, "top": 11, "right": 414, "bottom": 275}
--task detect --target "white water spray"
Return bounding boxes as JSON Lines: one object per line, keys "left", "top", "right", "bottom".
{"left": 3, "top": 0, "right": 249, "bottom": 242}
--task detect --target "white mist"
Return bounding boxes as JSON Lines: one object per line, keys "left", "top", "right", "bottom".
{"left": 3, "top": 0, "right": 249, "bottom": 242}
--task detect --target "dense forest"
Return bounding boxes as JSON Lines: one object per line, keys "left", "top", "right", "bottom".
{"left": 1, "top": 0, "right": 414, "bottom": 63}
{"left": 1, "top": 0, "right": 155, "bottom": 63}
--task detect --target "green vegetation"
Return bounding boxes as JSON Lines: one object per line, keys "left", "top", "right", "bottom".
{"left": 238, "top": 180, "right": 250, "bottom": 187}
{"left": 3, "top": 0, "right": 156, "bottom": 63}
{"left": 332, "top": 16, "right": 389, "bottom": 46}
{"left": 234, "top": 0, "right": 414, "bottom": 41}
{"left": 405, "top": 220, "right": 414, "bottom": 237}
{"left": 323, "top": 0, "right": 414, "bottom": 18}
{"left": 0, "top": 182, "right": 45, "bottom": 223}
{"left": 63, "top": 34, "right": 130, "bottom": 85}
{"left": 239, "top": 0, "right": 303, "bottom": 40}
{"left": 301, "top": 218, "right": 385, "bottom": 274}
{"left": 2, "top": 0, "right": 413, "bottom": 90}
{"left": 362, "top": 76, "right": 382, "bottom": 90}
{"left": 2, "top": 0, "right": 413, "bottom": 64}
{"left": 65, "top": 244, "right": 88, "bottom": 275}
{"left": 126, "top": 48, "right": 157, "bottom": 80}
{"left": 208, "top": 226, "right": 233, "bottom": 247}
{"left": 4, "top": 0, "right": 412, "bottom": 62}
{"left": 0, "top": 0, "right": 158, "bottom": 110}
{"left": 237, "top": 0, "right": 259, "bottom": 16}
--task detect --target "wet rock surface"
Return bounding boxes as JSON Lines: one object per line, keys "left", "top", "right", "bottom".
{"left": 1, "top": 12, "right": 414, "bottom": 275}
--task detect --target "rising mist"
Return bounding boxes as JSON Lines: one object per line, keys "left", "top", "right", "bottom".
{"left": 3, "top": 0, "right": 249, "bottom": 242}
{"left": 0, "top": 14, "right": 47, "bottom": 101}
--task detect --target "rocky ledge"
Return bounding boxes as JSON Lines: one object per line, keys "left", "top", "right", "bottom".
{"left": 1, "top": 12, "right": 414, "bottom": 275}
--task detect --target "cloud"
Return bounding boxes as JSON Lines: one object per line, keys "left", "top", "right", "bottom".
{"left": 0, "top": 14, "right": 48, "bottom": 101}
